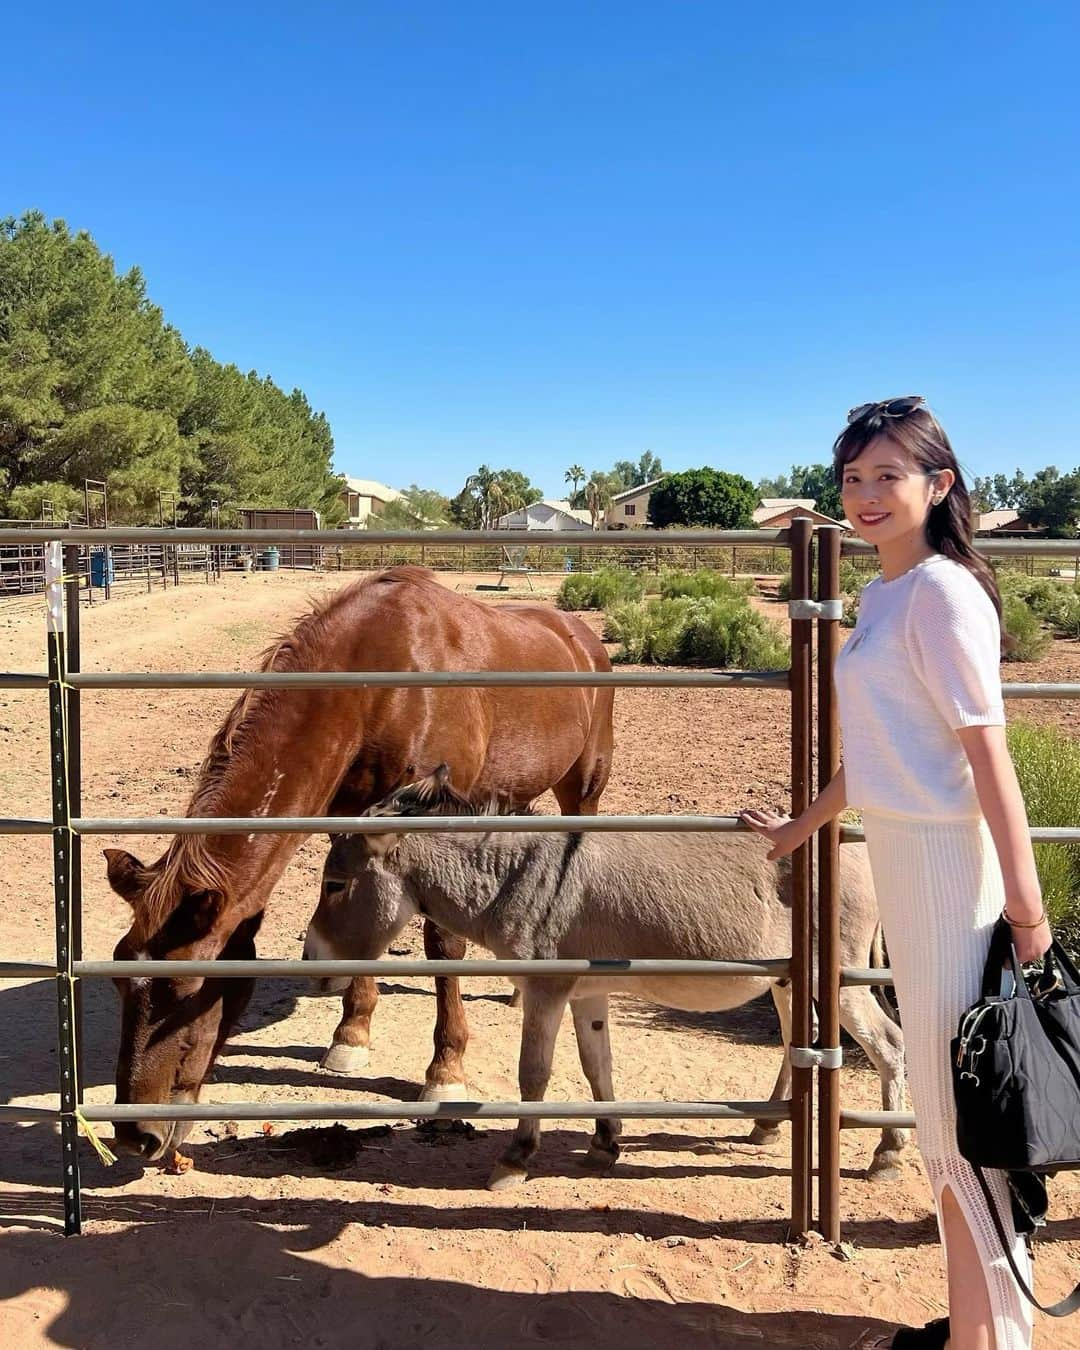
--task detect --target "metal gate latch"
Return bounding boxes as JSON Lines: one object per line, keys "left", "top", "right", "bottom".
{"left": 789, "top": 1045, "right": 843, "bottom": 1070}
{"left": 788, "top": 599, "right": 844, "bottom": 621}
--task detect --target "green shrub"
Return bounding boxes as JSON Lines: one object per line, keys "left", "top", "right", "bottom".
{"left": 1008, "top": 723, "right": 1080, "bottom": 960}
{"left": 1002, "top": 594, "right": 1051, "bottom": 662}
{"left": 1048, "top": 590, "right": 1080, "bottom": 639}
{"left": 556, "top": 567, "right": 645, "bottom": 610}
{"left": 778, "top": 572, "right": 792, "bottom": 602}
{"left": 658, "top": 569, "right": 756, "bottom": 601}
{"left": 603, "top": 595, "right": 789, "bottom": 668}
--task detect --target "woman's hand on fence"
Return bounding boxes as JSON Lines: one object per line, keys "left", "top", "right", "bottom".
{"left": 738, "top": 808, "right": 805, "bottom": 860}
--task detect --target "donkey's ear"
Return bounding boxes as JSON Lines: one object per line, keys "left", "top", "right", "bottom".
{"left": 103, "top": 848, "right": 153, "bottom": 905}
{"left": 361, "top": 831, "right": 401, "bottom": 859}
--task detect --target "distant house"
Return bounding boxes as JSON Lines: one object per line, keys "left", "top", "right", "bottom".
{"left": 753, "top": 498, "right": 848, "bottom": 530}
{"left": 492, "top": 499, "right": 593, "bottom": 531}
{"left": 604, "top": 477, "right": 666, "bottom": 530}
{"left": 339, "top": 477, "right": 401, "bottom": 528}
{"left": 974, "top": 509, "right": 1044, "bottom": 536}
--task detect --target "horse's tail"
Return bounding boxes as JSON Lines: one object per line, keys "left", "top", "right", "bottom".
{"left": 869, "top": 923, "right": 900, "bottom": 1024}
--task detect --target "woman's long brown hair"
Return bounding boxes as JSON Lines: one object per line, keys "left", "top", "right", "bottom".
{"left": 831, "top": 405, "right": 1002, "bottom": 620}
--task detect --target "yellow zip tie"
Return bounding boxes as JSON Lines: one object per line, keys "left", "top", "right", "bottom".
{"left": 75, "top": 1109, "right": 118, "bottom": 1166}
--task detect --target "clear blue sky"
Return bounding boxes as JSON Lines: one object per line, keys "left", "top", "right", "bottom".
{"left": 6, "top": 2, "right": 1079, "bottom": 498}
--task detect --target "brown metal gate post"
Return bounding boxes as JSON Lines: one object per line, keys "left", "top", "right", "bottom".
{"left": 816, "top": 524, "right": 843, "bottom": 1240}
{"left": 788, "top": 516, "right": 814, "bottom": 1237}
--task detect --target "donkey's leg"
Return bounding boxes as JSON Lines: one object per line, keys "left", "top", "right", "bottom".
{"left": 419, "top": 921, "right": 470, "bottom": 1103}
{"left": 489, "top": 977, "right": 574, "bottom": 1191}
{"left": 570, "top": 993, "right": 621, "bottom": 1169}
{"left": 838, "top": 984, "right": 908, "bottom": 1180}
{"left": 321, "top": 977, "right": 379, "bottom": 1074}
{"left": 748, "top": 978, "right": 794, "bottom": 1145}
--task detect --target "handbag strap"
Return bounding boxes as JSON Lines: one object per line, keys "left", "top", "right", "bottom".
{"left": 972, "top": 1165, "right": 1080, "bottom": 1317}
{"left": 982, "top": 918, "right": 1032, "bottom": 1001}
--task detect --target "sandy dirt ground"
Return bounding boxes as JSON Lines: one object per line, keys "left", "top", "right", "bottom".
{"left": 1, "top": 567, "right": 1078, "bottom": 1349}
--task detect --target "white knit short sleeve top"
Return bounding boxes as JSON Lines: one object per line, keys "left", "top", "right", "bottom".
{"left": 833, "top": 552, "right": 1005, "bottom": 820}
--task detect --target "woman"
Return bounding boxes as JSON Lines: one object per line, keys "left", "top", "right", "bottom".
{"left": 741, "top": 397, "right": 1052, "bottom": 1350}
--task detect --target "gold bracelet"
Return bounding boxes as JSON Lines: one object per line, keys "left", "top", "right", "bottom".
{"left": 1002, "top": 907, "right": 1047, "bottom": 929}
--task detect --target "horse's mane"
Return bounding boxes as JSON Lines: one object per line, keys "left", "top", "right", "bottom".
{"left": 141, "top": 568, "right": 443, "bottom": 932}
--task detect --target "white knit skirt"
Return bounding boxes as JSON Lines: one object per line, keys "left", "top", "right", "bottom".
{"left": 861, "top": 811, "right": 1034, "bottom": 1349}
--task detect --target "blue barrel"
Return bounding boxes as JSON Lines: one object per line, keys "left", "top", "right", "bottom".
{"left": 260, "top": 546, "right": 280, "bottom": 572}
{"left": 90, "top": 547, "right": 114, "bottom": 587}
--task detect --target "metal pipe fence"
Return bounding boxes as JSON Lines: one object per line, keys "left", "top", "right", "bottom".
{"left": 0, "top": 521, "right": 817, "bottom": 1238}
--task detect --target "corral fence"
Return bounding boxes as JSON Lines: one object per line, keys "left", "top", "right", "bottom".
{"left": 0, "top": 522, "right": 1077, "bottom": 1247}
{"left": 0, "top": 521, "right": 815, "bottom": 1239}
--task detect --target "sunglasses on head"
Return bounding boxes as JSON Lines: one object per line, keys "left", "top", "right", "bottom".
{"left": 847, "top": 395, "right": 925, "bottom": 425}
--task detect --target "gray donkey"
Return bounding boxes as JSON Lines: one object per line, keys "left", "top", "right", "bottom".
{"left": 304, "top": 766, "right": 906, "bottom": 1190}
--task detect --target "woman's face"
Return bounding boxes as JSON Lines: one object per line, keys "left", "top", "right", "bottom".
{"left": 839, "top": 436, "right": 951, "bottom": 548}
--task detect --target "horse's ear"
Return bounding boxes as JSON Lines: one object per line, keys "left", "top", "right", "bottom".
{"left": 103, "top": 849, "right": 153, "bottom": 905}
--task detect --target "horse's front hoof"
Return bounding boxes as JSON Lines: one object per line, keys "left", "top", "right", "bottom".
{"left": 582, "top": 1142, "right": 620, "bottom": 1172}
{"left": 418, "top": 1080, "right": 469, "bottom": 1103}
{"left": 487, "top": 1161, "right": 529, "bottom": 1191}
{"left": 319, "top": 1042, "right": 371, "bottom": 1075}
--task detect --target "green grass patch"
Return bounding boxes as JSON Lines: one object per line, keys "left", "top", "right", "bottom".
{"left": 1008, "top": 722, "right": 1080, "bottom": 960}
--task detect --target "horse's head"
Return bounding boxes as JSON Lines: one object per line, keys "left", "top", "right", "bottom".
{"left": 104, "top": 847, "right": 258, "bottom": 1162}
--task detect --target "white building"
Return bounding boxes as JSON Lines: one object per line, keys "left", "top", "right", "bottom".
{"left": 339, "top": 477, "right": 402, "bottom": 528}
{"left": 492, "top": 499, "right": 593, "bottom": 531}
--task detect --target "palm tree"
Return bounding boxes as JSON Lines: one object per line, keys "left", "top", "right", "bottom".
{"left": 464, "top": 465, "right": 498, "bottom": 529}
{"left": 584, "top": 477, "right": 611, "bottom": 531}
{"left": 564, "top": 464, "right": 585, "bottom": 503}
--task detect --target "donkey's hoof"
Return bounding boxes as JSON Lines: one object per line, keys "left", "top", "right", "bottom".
{"left": 319, "top": 1043, "right": 371, "bottom": 1075}
{"left": 747, "top": 1123, "right": 782, "bottom": 1146}
{"left": 418, "top": 1080, "right": 469, "bottom": 1104}
{"left": 487, "top": 1161, "right": 529, "bottom": 1191}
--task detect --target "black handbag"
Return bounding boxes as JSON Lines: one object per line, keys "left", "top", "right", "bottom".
{"left": 951, "top": 917, "right": 1080, "bottom": 1317}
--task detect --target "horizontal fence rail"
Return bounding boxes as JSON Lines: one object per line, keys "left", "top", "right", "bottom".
{"left": 0, "top": 526, "right": 791, "bottom": 547}
{"left": 3, "top": 675, "right": 1076, "bottom": 696}
{"left": 5, "top": 812, "right": 754, "bottom": 836}
{"left": 63, "top": 669, "right": 791, "bottom": 691}
{"left": 1, "top": 957, "right": 791, "bottom": 981}
{"left": 843, "top": 537, "right": 1080, "bottom": 558}
{"left": 0, "top": 1099, "right": 793, "bottom": 1126}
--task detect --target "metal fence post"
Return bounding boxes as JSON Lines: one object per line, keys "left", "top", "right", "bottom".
{"left": 815, "top": 525, "right": 842, "bottom": 1241}
{"left": 46, "top": 542, "right": 82, "bottom": 1235}
{"left": 788, "top": 516, "right": 814, "bottom": 1238}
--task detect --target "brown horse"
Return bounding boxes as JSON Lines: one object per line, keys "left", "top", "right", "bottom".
{"left": 104, "top": 566, "right": 614, "bottom": 1161}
